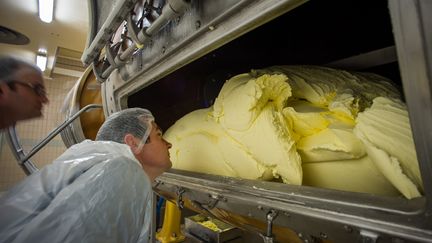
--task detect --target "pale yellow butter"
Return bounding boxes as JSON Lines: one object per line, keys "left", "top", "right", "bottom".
{"left": 164, "top": 66, "right": 422, "bottom": 199}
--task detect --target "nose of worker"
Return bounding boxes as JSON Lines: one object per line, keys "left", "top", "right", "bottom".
{"left": 165, "top": 139, "right": 172, "bottom": 148}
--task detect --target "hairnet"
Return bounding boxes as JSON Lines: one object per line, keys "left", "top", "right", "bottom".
{"left": 96, "top": 108, "right": 154, "bottom": 147}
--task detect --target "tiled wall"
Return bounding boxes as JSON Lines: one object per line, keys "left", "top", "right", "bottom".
{"left": 0, "top": 74, "right": 78, "bottom": 192}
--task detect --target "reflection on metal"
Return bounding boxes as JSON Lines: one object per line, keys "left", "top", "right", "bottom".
{"left": 82, "top": 0, "right": 137, "bottom": 66}
{"left": 6, "top": 104, "right": 102, "bottom": 175}
{"left": 359, "top": 230, "right": 379, "bottom": 243}
{"left": 184, "top": 214, "right": 242, "bottom": 243}
{"left": 325, "top": 46, "right": 397, "bottom": 70}
{"left": 389, "top": 0, "right": 432, "bottom": 210}
{"left": 154, "top": 169, "right": 432, "bottom": 242}
{"left": 260, "top": 210, "right": 278, "bottom": 243}
{"left": 175, "top": 187, "right": 185, "bottom": 209}
{"left": 102, "top": 0, "right": 306, "bottom": 118}
{"left": 61, "top": 66, "right": 104, "bottom": 147}
{"left": 5, "top": 127, "right": 39, "bottom": 175}
{"left": 83, "top": 0, "right": 192, "bottom": 82}
{"left": 84, "top": 0, "right": 306, "bottom": 96}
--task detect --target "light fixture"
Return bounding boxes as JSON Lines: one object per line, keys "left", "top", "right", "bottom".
{"left": 36, "top": 50, "right": 47, "bottom": 71}
{"left": 38, "top": 0, "right": 54, "bottom": 23}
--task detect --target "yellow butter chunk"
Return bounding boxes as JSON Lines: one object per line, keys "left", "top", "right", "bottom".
{"left": 165, "top": 73, "right": 302, "bottom": 184}
{"left": 199, "top": 220, "right": 221, "bottom": 232}
{"left": 164, "top": 66, "right": 422, "bottom": 199}
{"left": 354, "top": 97, "right": 423, "bottom": 199}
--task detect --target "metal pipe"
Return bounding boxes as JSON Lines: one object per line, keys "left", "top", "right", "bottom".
{"left": 5, "top": 126, "right": 39, "bottom": 175}
{"left": 101, "top": 0, "right": 190, "bottom": 80}
{"left": 101, "top": 65, "right": 116, "bottom": 79}
{"left": 118, "top": 46, "right": 136, "bottom": 62}
{"left": 21, "top": 104, "right": 103, "bottom": 163}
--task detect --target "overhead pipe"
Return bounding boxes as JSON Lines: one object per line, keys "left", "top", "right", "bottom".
{"left": 99, "top": 0, "right": 190, "bottom": 80}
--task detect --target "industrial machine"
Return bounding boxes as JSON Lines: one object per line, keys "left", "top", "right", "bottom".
{"left": 7, "top": 0, "right": 432, "bottom": 242}
{"left": 80, "top": 0, "right": 432, "bottom": 242}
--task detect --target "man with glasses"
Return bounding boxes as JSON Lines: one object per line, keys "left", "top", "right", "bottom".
{"left": 0, "top": 56, "right": 49, "bottom": 129}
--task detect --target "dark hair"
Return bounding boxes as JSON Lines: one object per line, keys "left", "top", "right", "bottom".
{"left": 0, "top": 56, "right": 42, "bottom": 83}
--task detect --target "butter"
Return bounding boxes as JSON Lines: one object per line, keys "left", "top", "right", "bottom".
{"left": 166, "top": 73, "right": 302, "bottom": 184}
{"left": 165, "top": 108, "right": 272, "bottom": 180}
{"left": 199, "top": 220, "right": 222, "bottom": 232}
{"left": 354, "top": 97, "right": 422, "bottom": 198}
{"left": 164, "top": 66, "right": 422, "bottom": 199}
{"left": 303, "top": 156, "right": 400, "bottom": 196}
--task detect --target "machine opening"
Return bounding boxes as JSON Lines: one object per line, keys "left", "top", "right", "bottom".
{"left": 128, "top": 0, "right": 402, "bottom": 131}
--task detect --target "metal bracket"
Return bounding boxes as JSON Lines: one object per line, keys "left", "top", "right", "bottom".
{"left": 297, "top": 232, "right": 318, "bottom": 243}
{"left": 105, "top": 43, "right": 121, "bottom": 68}
{"left": 176, "top": 187, "right": 186, "bottom": 209}
{"left": 189, "top": 194, "right": 226, "bottom": 220}
{"left": 359, "top": 230, "right": 379, "bottom": 243}
{"left": 92, "top": 60, "right": 109, "bottom": 83}
{"left": 207, "top": 194, "right": 222, "bottom": 209}
{"left": 127, "top": 14, "right": 144, "bottom": 47}
{"left": 260, "top": 209, "right": 278, "bottom": 243}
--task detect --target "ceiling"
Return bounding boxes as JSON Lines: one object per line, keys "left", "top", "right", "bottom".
{"left": 0, "top": 0, "right": 89, "bottom": 77}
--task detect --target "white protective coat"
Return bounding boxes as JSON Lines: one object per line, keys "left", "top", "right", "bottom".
{"left": 0, "top": 140, "right": 153, "bottom": 243}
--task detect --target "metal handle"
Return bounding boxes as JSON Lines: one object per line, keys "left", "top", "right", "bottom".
{"left": 6, "top": 104, "right": 103, "bottom": 175}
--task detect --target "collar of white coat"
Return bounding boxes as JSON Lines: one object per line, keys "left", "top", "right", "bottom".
{"left": 80, "top": 140, "right": 143, "bottom": 168}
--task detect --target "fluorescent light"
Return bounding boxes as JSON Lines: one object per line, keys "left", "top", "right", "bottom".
{"left": 36, "top": 52, "right": 47, "bottom": 71}
{"left": 38, "top": 0, "right": 54, "bottom": 23}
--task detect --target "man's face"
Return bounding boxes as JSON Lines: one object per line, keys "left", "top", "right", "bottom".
{"left": 1, "top": 68, "right": 49, "bottom": 121}
{"left": 137, "top": 121, "right": 173, "bottom": 170}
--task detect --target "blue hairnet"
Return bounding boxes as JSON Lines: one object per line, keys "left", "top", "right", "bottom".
{"left": 96, "top": 108, "right": 154, "bottom": 146}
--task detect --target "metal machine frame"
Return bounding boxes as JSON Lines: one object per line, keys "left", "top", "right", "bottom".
{"left": 82, "top": 0, "right": 432, "bottom": 242}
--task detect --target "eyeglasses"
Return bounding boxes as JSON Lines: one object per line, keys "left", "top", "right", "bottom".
{"left": 8, "top": 80, "right": 47, "bottom": 97}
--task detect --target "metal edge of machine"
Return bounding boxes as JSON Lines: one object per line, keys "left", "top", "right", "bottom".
{"left": 153, "top": 169, "right": 430, "bottom": 242}
{"left": 91, "top": 0, "right": 307, "bottom": 113}
{"left": 60, "top": 66, "right": 94, "bottom": 147}
{"left": 82, "top": 0, "right": 432, "bottom": 242}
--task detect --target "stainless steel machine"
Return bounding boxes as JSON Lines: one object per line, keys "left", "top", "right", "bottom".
{"left": 79, "top": 0, "right": 432, "bottom": 242}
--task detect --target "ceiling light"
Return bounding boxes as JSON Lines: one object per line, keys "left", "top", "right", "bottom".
{"left": 36, "top": 52, "right": 47, "bottom": 71}
{"left": 38, "top": 0, "right": 54, "bottom": 23}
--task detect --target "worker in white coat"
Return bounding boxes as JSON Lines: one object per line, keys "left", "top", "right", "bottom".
{"left": 0, "top": 108, "right": 172, "bottom": 243}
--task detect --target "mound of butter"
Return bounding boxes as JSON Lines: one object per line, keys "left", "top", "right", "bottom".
{"left": 164, "top": 66, "right": 422, "bottom": 199}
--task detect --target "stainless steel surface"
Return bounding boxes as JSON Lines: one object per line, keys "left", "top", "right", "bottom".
{"left": 5, "top": 104, "right": 102, "bottom": 175}
{"left": 82, "top": 0, "right": 137, "bottom": 65}
{"left": 87, "top": 0, "right": 432, "bottom": 242}
{"left": 263, "top": 210, "right": 277, "bottom": 242}
{"left": 325, "top": 46, "right": 398, "bottom": 70}
{"left": 5, "top": 127, "right": 38, "bottom": 175}
{"left": 60, "top": 67, "right": 93, "bottom": 147}
{"left": 22, "top": 104, "right": 103, "bottom": 163}
{"left": 389, "top": 0, "right": 432, "bottom": 211}
{"left": 114, "top": 0, "right": 305, "bottom": 115}
{"left": 97, "top": 0, "right": 191, "bottom": 80}
{"left": 84, "top": 0, "right": 307, "bottom": 117}
{"left": 184, "top": 215, "right": 243, "bottom": 243}
{"left": 155, "top": 169, "right": 432, "bottom": 242}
